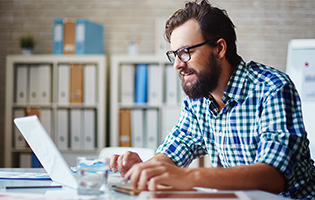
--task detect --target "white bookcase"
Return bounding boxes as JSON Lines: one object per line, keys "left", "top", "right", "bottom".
{"left": 110, "top": 55, "right": 184, "bottom": 148}
{"left": 5, "top": 55, "right": 107, "bottom": 167}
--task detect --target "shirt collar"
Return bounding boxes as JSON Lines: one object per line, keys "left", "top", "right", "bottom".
{"left": 223, "top": 58, "right": 248, "bottom": 104}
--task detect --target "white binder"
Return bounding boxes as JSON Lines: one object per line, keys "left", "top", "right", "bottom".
{"left": 38, "top": 65, "right": 51, "bottom": 104}
{"left": 131, "top": 109, "right": 144, "bottom": 147}
{"left": 15, "top": 65, "right": 28, "bottom": 104}
{"left": 70, "top": 109, "right": 82, "bottom": 150}
{"left": 165, "top": 65, "right": 178, "bottom": 105}
{"left": 161, "top": 107, "right": 181, "bottom": 141}
{"left": 145, "top": 109, "right": 159, "bottom": 150}
{"left": 58, "top": 64, "right": 70, "bottom": 104}
{"left": 29, "top": 66, "right": 40, "bottom": 104}
{"left": 13, "top": 109, "right": 27, "bottom": 149}
{"left": 40, "top": 109, "right": 52, "bottom": 137}
{"left": 120, "top": 64, "right": 135, "bottom": 104}
{"left": 84, "top": 64, "right": 97, "bottom": 105}
{"left": 83, "top": 109, "right": 95, "bottom": 150}
{"left": 148, "top": 64, "right": 162, "bottom": 105}
{"left": 56, "top": 109, "right": 69, "bottom": 150}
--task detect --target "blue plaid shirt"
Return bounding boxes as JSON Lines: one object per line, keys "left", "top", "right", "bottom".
{"left": 156, "top": 59, "right": 315, "bottom": 199}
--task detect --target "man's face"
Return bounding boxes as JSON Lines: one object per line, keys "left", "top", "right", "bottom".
{"left": 170, "top": 19, "right": 221, "bottom": 99}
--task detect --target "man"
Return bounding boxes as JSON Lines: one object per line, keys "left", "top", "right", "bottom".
{"left": 110, "top": 0, "right": 315, "bottom": 199}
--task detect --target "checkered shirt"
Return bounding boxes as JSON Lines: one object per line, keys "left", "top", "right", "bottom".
{"left": 156, "top": 59, "right": 315, "bottom": 199}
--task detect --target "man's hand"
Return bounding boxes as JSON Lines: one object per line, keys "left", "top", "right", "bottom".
{"left": 124, "top": 159, "right": 193, "bottom": 191}
{"left": 110, "top": 151, "right": 143, "bottom": 177}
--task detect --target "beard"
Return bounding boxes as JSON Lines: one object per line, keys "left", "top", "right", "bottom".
{"left": 180, "top": 53, "right": 221, "bottom": 99}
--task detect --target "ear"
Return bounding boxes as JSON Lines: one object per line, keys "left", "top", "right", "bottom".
{"left": 215, "top": 38, "right": 227, "bottom": 59}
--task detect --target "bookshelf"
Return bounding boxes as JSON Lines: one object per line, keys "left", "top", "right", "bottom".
{"left": 110, "top": 55, "right": 184, "bottom": 149}
{"left": 5, "top": 55, "right": 107, "bottom": 167}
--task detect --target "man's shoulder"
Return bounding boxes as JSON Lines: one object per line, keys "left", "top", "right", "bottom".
{"left": 245, "top": 60, "right": 291, "bottom": 87}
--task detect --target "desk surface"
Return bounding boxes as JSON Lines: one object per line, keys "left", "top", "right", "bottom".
{"left": 0, "top": 168, "right": 290, "bottom": 200}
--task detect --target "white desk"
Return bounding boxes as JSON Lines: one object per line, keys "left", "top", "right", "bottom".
{"left": 0, "top": 168, "right": 290, "bottom": 200}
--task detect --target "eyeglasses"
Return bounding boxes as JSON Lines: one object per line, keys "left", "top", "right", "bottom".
{"left": 166, "top": 38, "right": 219, "bottom": 64}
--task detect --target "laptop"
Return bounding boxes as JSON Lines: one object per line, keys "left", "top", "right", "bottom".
{"left": 14, "top": 115, "right": 78, "bottom": 189}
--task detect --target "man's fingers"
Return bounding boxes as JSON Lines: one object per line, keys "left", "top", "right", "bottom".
{"left": 110, "top": 154, "right": 120, "bottom": 173}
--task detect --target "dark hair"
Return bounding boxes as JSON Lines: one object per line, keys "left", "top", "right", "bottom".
{"left": 165, "top": 0, "right": 241, "bottom": 66}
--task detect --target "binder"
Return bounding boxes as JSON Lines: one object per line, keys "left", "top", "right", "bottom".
{"left": 148, "top": 64, "right": 162, "bottom": 105}
{"left": 161, "top": 107, "right": 181, "bottom": 141}
{"left": 40, "top": 109, "right": 52, "bottom": 138}
{"left": 29, "top": 65, "right": 40, "bottom": 104}
{"left": 165, "top": 65, "right": 178, "bottom": 105}
{"left": 13, "top": 109, "right": 26, "bottom": 149}
{"left": 75, "top": 18, "right": 104, "bottom": 54}
{"left": 70, "top": 64, "right": 84, "bottom": 103}
{"left": 15, "top": 65, "right": 28, "bottom": 104}
{"left": 135, "top": 64, "right": 148, "bottom": 104}
{"left": 155, "top": 17, "right": 169, "bottom": 55}
{"left": 84, "top": 64, "right": 96, "bottom": 105}
{"left": 19, "top": 153, "right": 32, "bottom": 168}
{"left": 131, "top": 109, "right": 144, "bottom": 148}
{"left": 119, "top": 109, "right": 132, "bottom": 147}
{"left": 83, "top": 109, "right": 95, "bottom": 150}
{"left": 120, "top": 64, "right": 135, "bottom": 104}
{"left": 63, "top": 19, "right": 76, "bottom": 55}
{"left": 53, "top": 18, "right": 64, "bottom": 54}
{"left": 58, "top": 64, "right": 70, "bottom": 104}
{"left": 38, "top": 65, "right": 51, "bottom": 104}
{"left": 70, "top": 109, "right": 82, "bottom": 150}
{"left": 27, "top": 107, "right": 41, "bottom": 118}
{"left": 56, "top": 109, "right": 69, "bottom": 150}
{"left": 145, "top": 109, "right": 159, "bottom": 150}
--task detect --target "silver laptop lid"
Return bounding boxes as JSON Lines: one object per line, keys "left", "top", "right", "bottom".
{"left": 14, "top": 115, "right": 77, "bottom": 189}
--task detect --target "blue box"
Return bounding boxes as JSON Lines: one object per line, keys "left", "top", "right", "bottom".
{"left": 75, "top": 19, "right": 104, "bottom": 54}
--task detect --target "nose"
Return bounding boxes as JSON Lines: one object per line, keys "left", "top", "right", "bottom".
{"left": 173, "top": 56, "right": 186, "bottom": 70}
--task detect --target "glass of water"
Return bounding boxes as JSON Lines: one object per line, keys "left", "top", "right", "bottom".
{"left": 76, "top": 156, "right": 110, "bottom": 195}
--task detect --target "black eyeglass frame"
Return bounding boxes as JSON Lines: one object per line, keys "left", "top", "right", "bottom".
{"left": 166, "top": 38, "right": 219, "bottom": 64}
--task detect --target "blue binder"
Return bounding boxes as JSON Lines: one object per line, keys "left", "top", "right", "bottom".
{"left": 53, "top": 19, "right": 64, "bottom": 54}
{"left": 75, "top": 19, "right": 104, "bottom": 54}
{"left": 135, "top": 64, "right": 148, "bottom": 103}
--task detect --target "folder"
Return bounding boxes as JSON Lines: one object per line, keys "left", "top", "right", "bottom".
{"left": 135, "top": 64, "right": 148, "bottom": 104}
{"left": 84, "top": 64, "right": 96, "bottom": 105}
{"left": 70, "top": 64, "right": 84, "bottom": 103}
{"left": 38, "top": 65, "right": 51, "bottom": 104}
{"left": 53, "top": 18, "right": 64, "bottom": 54}
{"left": 165, "top": 65, "right": 178, "bottom": 105}
{"left": 56, "top": 109, "right": 69, "bottom": 150}
{"left": 15, "top": 65, "right": 28, "bottom": 104}
{"left": 148, "top": 64, "right": 162, "bottom": 105}
{"left": 161, "top": 107, "right": 181, "bottom": 141}
{"left": 13, "top": 109, "right": 27, "bottom": 149}
{"left": 70, "top": 109, "right": 82, "bottom": 150}
{"left": 120, "top": 64, "right": 135, "bottom": 104}
{"left": 40, "top": 109, "right": 52, "bottom": 138}
{"left": 131, "top": 109, "right": 144, "bottom": 148}
{"left": 58, "top": 64, "right": 70, "bottom": 104}
{"left": 63, "top": 19, "right": 75, "bottom": 55}
{"left": 75, "top": 18, "right": 104, "bottom": 54}
{"left": 27, "top": 107, "right": 41, "bottom": 118}
{"left": 145, "top": 109, "right": 159, "bottom": 150}
{"left": 83, "top": 109, "right": 95, "bottom": 150}
{"left": 29, "top": 65, "right": 40, "bottom": 104}
{"left": 119, "top": 109, "right": 132, "bottom": 147}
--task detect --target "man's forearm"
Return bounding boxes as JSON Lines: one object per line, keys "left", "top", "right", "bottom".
{"left": 189, "top": 162, "right": 285, "bottom": 194}
{"left": 150, "top": 153, "right": 176, "bottom": 165}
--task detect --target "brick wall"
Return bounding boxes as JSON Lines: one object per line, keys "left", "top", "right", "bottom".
{"left": 0, "top": 0, "right": 314, "bottom": 166}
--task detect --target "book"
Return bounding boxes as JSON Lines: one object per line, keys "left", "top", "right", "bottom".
{"left": 120, "top": 64, "right": 135, "bottom": 104}
{"left": 63, "top": 19, "right": 76, "bottom": 55}
{"left": 70, "top": 64, "right": 84, "bottom": 103}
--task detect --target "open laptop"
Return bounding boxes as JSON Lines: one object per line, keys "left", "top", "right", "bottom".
{"left": 14, "top": 115, "right": 78, "bottom": 189}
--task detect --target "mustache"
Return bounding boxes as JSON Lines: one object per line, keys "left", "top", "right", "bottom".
{"left": 178, "top": 68, "right": 197, "bottom": 76}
